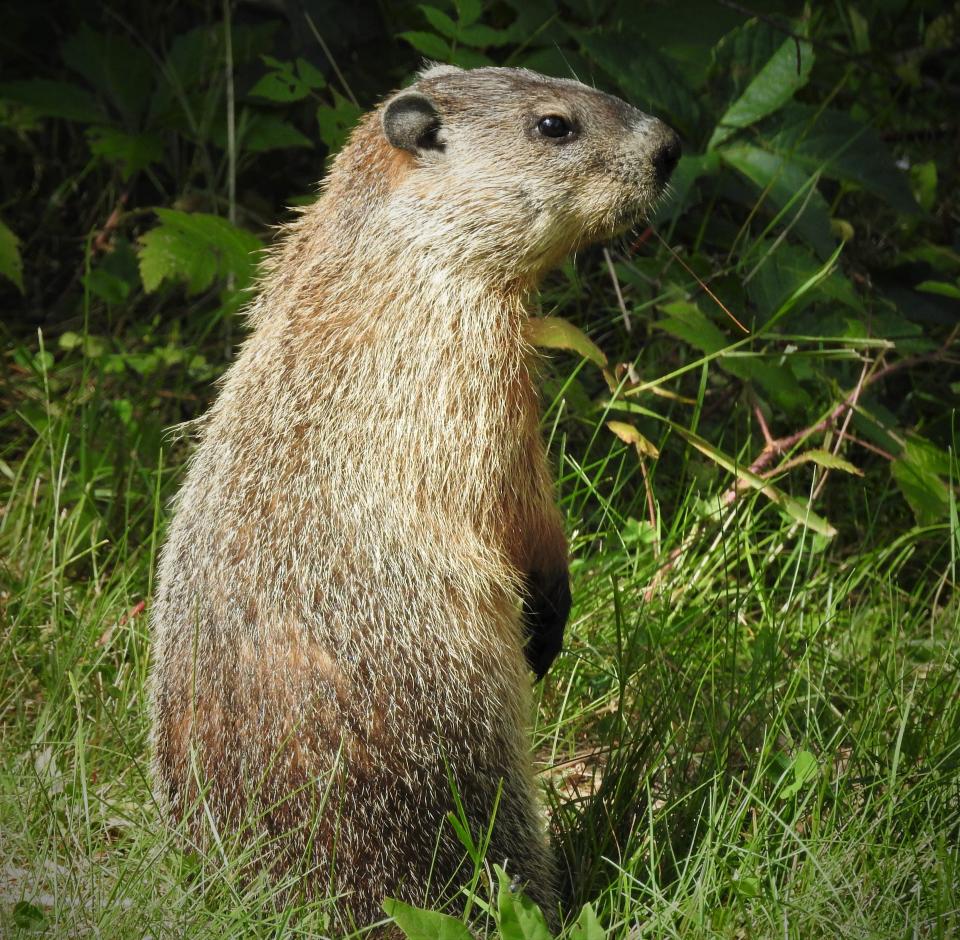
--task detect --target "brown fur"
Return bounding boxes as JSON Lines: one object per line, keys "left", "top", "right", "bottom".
{"left": 149, "top": 65, "right": 678, "bottom": 932}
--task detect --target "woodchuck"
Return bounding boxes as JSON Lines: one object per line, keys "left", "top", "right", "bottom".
{"left": 149, "top": 64, "right": 680, "bottom": 932}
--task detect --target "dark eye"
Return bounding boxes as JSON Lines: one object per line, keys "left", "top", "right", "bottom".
{"left": 537, "top": 115, "right": 573, "bottom": 139}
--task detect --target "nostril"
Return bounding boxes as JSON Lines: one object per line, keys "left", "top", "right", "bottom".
{"left": 652, "top": 131, "right": 682, "bottom": 181}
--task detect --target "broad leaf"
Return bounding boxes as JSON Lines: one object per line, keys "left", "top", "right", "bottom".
{"left": 496, "top": 866, "right": 554, "bottom": 940}
{"left": 719, "top": 145, "right": 834, "bottom": 256}
{"left": 526, "top": 317, "right": 607, "bottom": 368}
{"left": 398, "top": 31, "right": 452, "bottom": 60}
{"left": 891, "top": 435, "right": 953, "bottom": 525}
{"left": 138, "top": 209, "right": 261, "bottom": 296}
{"left": 87, "top": 127, "right": 164, "bottom": 179}
{"left": 710, "top": 33, "right": 814, "bottom": 148}
{"left": 778, "top": 749, "right": 819, "bottom": 800}
{"left": 0, "top": 79, "right": 103, "bottom": 123}
{"left": 569, "top": 901, "right": 606, "bottom": 940}
{"left": 761, "top": 105, "right": 918, "bottom": 214}
{"left": 383, "top": 899, "right": 473, "bottom": 940}
{"left": 607, "top": 421, "right": 659, "bottom": 458}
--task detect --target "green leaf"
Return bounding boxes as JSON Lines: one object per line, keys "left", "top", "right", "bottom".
{"left": 891, "top": 435, "right": 953, "bottom": 525}
{"left": 656, "top": 301, "right": 810, "bottom": 413}
{"left": 250, "top": 63, "right": 312, "bottom": 102}
{"left": 710, "top": 19, "right": 784, "bottom": 100}
{"left": 296, "top": 57, "right": 327, "bottom": 90}
{"left": 916, "top": 280, "right": 960, "bottom": 300}
{"left": 238, "top": 112, "right": 312, "bottom": 153}
{"left": 12, "top": 900, "right": 46, "bottom": 931}
{"left": 779, "top": 749, "right": 819, "bottom": 800}
{"left": 657, "top": 300, "right": 727, "bottom": 353}
{"left": 747, "top": 241, "right": 862, "bottom": 317}
{"left": 761, "top": 105, "right": 918, "bottom": 214}
{"left": 398, "top": 31, "right": 452, "bottom": 60}
{"left": 0, "top": 218, "right": 24, "bottom": 293}
{"left": 383, "top": 899, "right": 473, "bottom": 940}
{"left": 450, "top": 48, "right": 497, "bottom": 68}
{"left": 0, "top": 79, "right": 103, "bottom": 123}
{"left": 496, "top": 866, "right": 554, "bottom": 940}
{"left": 83, "top": 268, "right": 132, "bottom": 305}
{"left": 138, "top": 209, "right": 261, "bottom": 296}
{"left": 457, "top": 22, "right": 514, "bottom": 48}
{"left": 87, "top": 127, "right": 164, "bottom": 180}
{"left": 719, "top": 145, "right": 834, "bottom": 256}
{"left": 571, "top": 27, "right": 701, "bottom": 137}
{"left": 419, "top": 5, "right": 460, "bottom": 40}
{"left": 316, "top": 91, "right": 363, "bottom": 152}
{"left": 526, "top": 317, "right": 607, "bottom": 368}
{"left": 454, "top": 0, "right": 483, "bottom": 26}
{"left": 61, "top": 24, "right": 154, "bottom": 124}
{"left": 709, "top": 34, "right": 814, "bottom": 148}
{"left": 789, "top": 450, "right": 863, "bottom": 476}
{"left": 569, "top": 901, "right": 606, "bottom": 940}
{"left": 909, "top": 160, "right": 937, "bottom": 212}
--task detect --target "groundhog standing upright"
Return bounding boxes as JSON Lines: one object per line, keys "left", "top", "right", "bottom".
{"left": 150, "top": 65, "right": 679, "bottom": 930}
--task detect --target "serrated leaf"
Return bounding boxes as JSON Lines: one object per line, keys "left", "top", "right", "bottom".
{"left": 87, "top": 126, "right": 163, "bottom": 180}
{"left": 383, "top": 899, "right": 473, "bottom": 940}
{"left": 0, "top": 79, "right": 103, "bottom": 123}
{"left": 138, "top": 209, "right": 261, "bottom": 296}
{"left": 496, "top": 866, "right": 554, "bottom": 940}
{"left": 710, "top": 35, "right": 814, "bottom": 148}
{"left": 569, "top": 902, "right": 605, "bottom": 940}
{"left": 398, "top": 31, "right": 452, "bottom": 60}
{"left": 419, "top": 5, "right": 460, "bottom": 39}
{"left": 0, "top": 218, "right": 24, "bottom": 293}
{"left": 526, "top": 317, "right": 607, "bottom": 368}
{"left": 607, "top": 421, "right": 659, "bottom": 458}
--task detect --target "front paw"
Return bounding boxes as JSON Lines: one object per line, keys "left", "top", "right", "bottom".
{"left": 522, "top": 568, "right": 571, "bottom": 681}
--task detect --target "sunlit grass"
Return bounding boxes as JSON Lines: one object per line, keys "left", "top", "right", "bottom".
{"left": 1, "top": 332, "right": 957, "bottom": 938}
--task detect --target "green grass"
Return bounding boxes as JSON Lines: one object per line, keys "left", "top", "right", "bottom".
{"left": 1, "top": 334, "right": 957, "bottom": 939}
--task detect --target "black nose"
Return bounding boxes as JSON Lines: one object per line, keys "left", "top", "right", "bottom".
{"left": 652, "top": 128, "right": 682, "bottom": 182}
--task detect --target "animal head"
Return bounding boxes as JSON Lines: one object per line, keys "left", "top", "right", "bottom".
{"left": 371, "top": 64, "right": 680, "bottom": 283}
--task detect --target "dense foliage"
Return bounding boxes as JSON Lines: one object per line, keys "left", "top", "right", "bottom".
{"left": 1, "top": 1, "right": 958, "bottom": 937}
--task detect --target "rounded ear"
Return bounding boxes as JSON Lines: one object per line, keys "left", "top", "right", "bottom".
{"left": 382, "top": 91, "right": 444, "bottom": 154}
